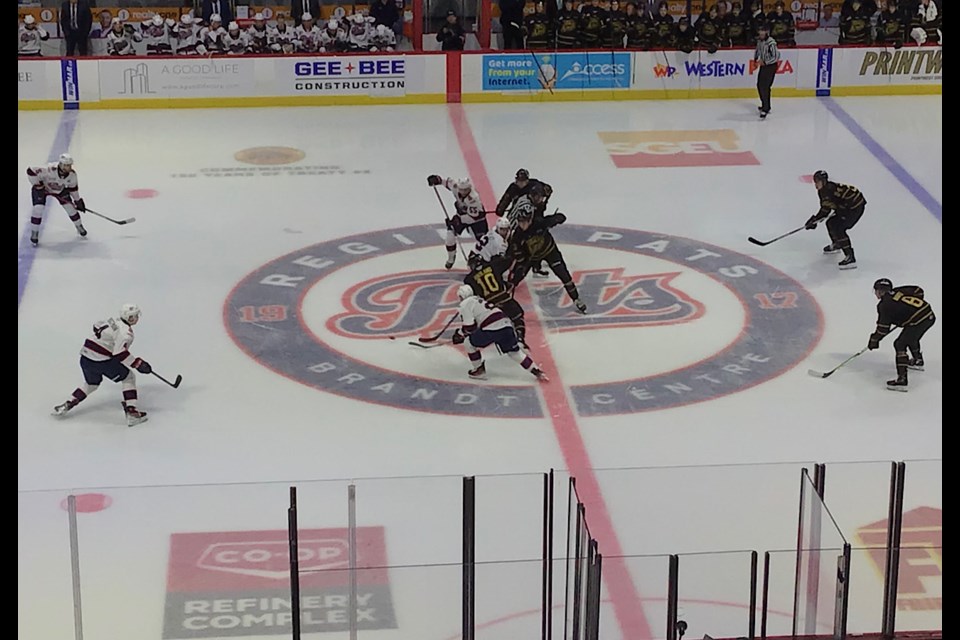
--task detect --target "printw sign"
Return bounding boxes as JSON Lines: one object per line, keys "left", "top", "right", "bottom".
{"left": 163, "top": 527, "right": 396, "bottom": 638}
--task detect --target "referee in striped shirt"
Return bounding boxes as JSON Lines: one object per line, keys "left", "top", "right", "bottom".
{"left": 754, "top": 22, "right": 779, "bottom": 119}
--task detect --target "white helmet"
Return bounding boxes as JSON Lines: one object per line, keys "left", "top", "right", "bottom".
{"left": 457, "top": 284, "right": 474, "bottom": 301}
{"left": 495, "top": 217, "right": 513, "bottom": 232}
{"left": 152, "top": 14, "right": 163, "bottom": 25}
{"left": 455, "top": 178, "right": 473, "bottom": 193}
{"left": 228, "top": 20, "right": 239, "bottom": 31}
{"left": 376, "top": 24, "right": 390, "bottom": 35}
{"left": 180, "top": 13, "right": 193, "bottom": 24}
{"left": 210, "top": 13, "right": 222, "bottom": 23}
{"left": 254, "top": 12, "right": 265, "bottom": 21}
{"left": 24, "top": 15, "right": 36, "bottom": 25}
{"left": 58, "top": 153, "right": 74, "bottom": 168}
{"left": 119, "top": 303, "right": 141, "bottom": 323}
{"left": 327, "top": 19, "right": 339, "bottom": 29}
{"left": 301, "top": 12, "right": 313, "bottom": 21}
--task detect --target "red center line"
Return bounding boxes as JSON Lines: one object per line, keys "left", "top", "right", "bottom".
{"left": 448, "top": 103, "right": 653, "bottom": 640}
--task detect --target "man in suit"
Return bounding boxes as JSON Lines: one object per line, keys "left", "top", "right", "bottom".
{"left": 201, "top": 0, "right": 235, "bottom": 26}
{"left": 291, "top": 0, "right": 322, "bottom": 26}
{"left": 60, "top": 0, "right": 93, "bottom": 56}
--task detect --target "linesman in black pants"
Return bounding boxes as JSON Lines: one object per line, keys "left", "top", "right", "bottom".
{"left": 754, "top": 22, "right": 779, "bottom": 119}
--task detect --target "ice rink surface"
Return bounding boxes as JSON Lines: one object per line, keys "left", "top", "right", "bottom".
{"left": 18, "top": 96, "right": 941, "bottom": 639}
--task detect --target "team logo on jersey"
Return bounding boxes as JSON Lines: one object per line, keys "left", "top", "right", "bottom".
{"left": 225, "top": 225, "right": 821, "bottom": 418}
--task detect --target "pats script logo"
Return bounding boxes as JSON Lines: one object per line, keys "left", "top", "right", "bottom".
{"left": 225, "top": 225, "right": 821, "bottom": 417}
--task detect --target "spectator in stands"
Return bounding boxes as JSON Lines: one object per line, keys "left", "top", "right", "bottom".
{"left": 672, "top": 15, "right": 696, "bottom": 52}
{"left": 201, "top": 0, "right": 234, "bottom": 28}
{"left": 748, "top": 0, "right": 766, "bottom": 39}
{"left": 60, "top": 0, "right": 93, "bottom": 56}
{"left": 578, "top": 0, "right": 607, "bottom": 47}
{"left": 875, "top": 0, "right": 905, "bottom": 46}
{"left": 500, "top": 0, "right": 526, "bottom": 49}
{"left": 370, "top": 0, "right": 403, "bottom": 43}
{"left": 291, "top": 0, "right": 322, "bottom": 27}
{"left": 625, "top": 1, "right": 654, "bottom": 49}
{"left": 819, "top": 3, "right": 840, "bottom": 27}
{"left": 696, "top": 4, "right": 723, "bottom": 52}
{"left": 839, "top": 0, "right": 874, "bottom": 43}
{"left": 90, "top": 9, "right": 113, "bottom": 38}
{"left": 767, "top": 0, "right": 796, "bottom": 46}
{"left": 19, "top": 15, "right": 50, "bottom": 57}
{"left": 437, "top": 9, "right": 466, "bottom": 49}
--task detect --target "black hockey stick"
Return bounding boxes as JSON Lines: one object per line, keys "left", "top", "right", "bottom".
{"left": 86, "top": 207, "right": 136, "bottom": 225}
{"left": 152, "top": 371, "right": 183, "bottom": 388}
{"left": 433, "top": 186, "right": 470, "bottom": 262}
{"left": 529, "top": 50, "right": 555, "bottom": 95}
{"left": 409, "top": 313, "right": 459, "bottom": 348}
{"left": 807, "top": 348, "right": 868, "bottom": 379}
{"left": 747, "top": 226, "right": 804, "bottom": 247}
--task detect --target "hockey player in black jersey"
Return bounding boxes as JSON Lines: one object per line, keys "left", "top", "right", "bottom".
{"left": 508, "top": 198, "right": 587, "bottom": 314}
{"left": 495, "top": 168, "right": 554, "bottom": 219}
{"left": 868, "top": 278, "right": 936, "bottom": 391}
{"left": 464, "top": 252, "right": 529, "bottom": 348}
{"left": 805, "top": 170, "right": 866, "bottom": 269}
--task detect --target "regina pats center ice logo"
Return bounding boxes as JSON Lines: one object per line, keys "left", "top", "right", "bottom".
{"left": 225, "top": 225, "right": 821, "bottom": 418}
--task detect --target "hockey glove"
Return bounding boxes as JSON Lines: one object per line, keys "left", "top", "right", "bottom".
{"left": 427, "top": 174, "right": 442, "bottom": 187}
{"left": 132, "top": 358, "right": 152, "bottom": 374}
{"left": 867, "top": 334, "right": 881, "bottom": 351}
{"left": 451, "top": 330, "right": 465, "bottom": 345}
{"left": 74, "top": 198, "right": 86, "bottom": 212}
{"left": 804, "top": 216, "right": 818, "bottom": 230}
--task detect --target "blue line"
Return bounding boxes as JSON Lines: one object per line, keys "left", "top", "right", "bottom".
{"left": 18, "top": 110, "right": 80, "bottom": 309}
{"left": 821, "top": 97, "right": 942, "bottom": 223}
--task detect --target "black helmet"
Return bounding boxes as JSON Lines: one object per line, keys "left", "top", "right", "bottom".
{"left": 813, "top": 169, "right": 828, "bottom": 182}
{"left": 873, "top": 278, "right": 893, "bottom": 292}
{"left": 528, "top": 182, "right": 545, "bottom": 202}
{"left": 515, "top": 168, "right": 530, "bottom": 181}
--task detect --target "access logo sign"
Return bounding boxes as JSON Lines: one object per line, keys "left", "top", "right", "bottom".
{"left": 598, "top": 129, "right": 760, "bottom": 168}
{"left": 856, "top": 507, "right": 942, "bottom": 611}
{"left": 225, "top": 225, "right": 820, "bottom": 417}
{"left": 163, "top": 527, "right": 396, "bottom": 638}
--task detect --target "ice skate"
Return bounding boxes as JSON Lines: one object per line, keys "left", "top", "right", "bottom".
{"left": 467, "top": 363, "right": 486, "bottom": 380}
{"left": 886, "top": 376, "right": 908, "bottom": 392}
{"left": 531, "top": 366, "right": 549, "bottom": 382}
{"left": 125, "top": 405, "right": 148, "bottom": 427}
{"left": 52, "top": 399, "right": 78, "bottom": 417}
{"left": 574, "top": 299, "right": 587, "bottom": 314}
{"left": 907, "top": 356, "right": 924, "bottom": 371}
{"left": 30, "top": 231, "right": 39, "bottom": 247}
{"left": 823, "top": 243, "right": 840, "bottom": 254}
{"left": 838, "top": 255, "right": 857, "bottom": 270}
{"left": 77, "top": 224, "right": 87, "bottom": 237}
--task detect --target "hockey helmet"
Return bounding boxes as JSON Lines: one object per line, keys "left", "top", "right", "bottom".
{"left": 210, "top": 13, "right": 222, "bottom": 23}
{"left": 228, "top": 21, "right": 240, "bottom": 31}
{"left": 327, "top": 19, "right": 339, "bottom": 30}
{"left": 58, "top": 153, "right": 74, "bottom": 168}
{"left": 495, "top": 216, "right": 513, "bottom": 232}
{"left": 515, "top": 168, "right": 530, "bottom": 182}
{"left": 457, "top": 284, "right": 474, "bottom": 301}
{"left": 24, "top": 14, "right": 36, "bottom": 25}
{"left": 120, "top": 303, "right": 141, "bottom": 323}
{"left": 873, "top": 278, "right": 893, "bottom": 293}
{"left": 180, "top": 13, "right": 193, "bottom": 25}
{"left": 301, "top": 12, "right": 314, "bottom": 21}
{"left": 455, "top": 178, "right": 473, "bottom": 194}
{"left": 467, "top": 252, "right": 484, "bottom": 270}
{"left": 151, "top": 14, "right": 163, "bottom": 25}
{"left": 528, "top": 182, "right": 546, "bottom": 202}
{"left": 813, "top": 169, "right": 828, "bottom": 183}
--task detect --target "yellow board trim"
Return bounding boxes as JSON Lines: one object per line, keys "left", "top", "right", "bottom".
{"left": 829, "top": 84, "right": 942, "bottom": 96}
{"left": 461, "top": 88, "right": 816, "bottom": 102}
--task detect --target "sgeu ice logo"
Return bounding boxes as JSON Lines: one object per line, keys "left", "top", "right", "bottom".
{"left": 598, "top": 129, "right": 760, "bottom": 168}
{"left": 225, "top": 225, "right": 821, "bottom": 418}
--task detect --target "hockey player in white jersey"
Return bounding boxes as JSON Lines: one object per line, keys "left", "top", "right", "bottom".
{"left": 26, "top": 153, "right": 87, "bottom": 247}
{"left": 172, "top": 14, "right": 202, "bottom": 55}
{"left": 53, "top": 304, "right": 151, "bottom": 427}
{"left": 470, "top": 216, "right": 512, "bottom": 265}
{"left": 199, "top": 14, "right": 227, "bottom": 54}
{"left": 269, "top": 15, "right": 297, "bottom": 53}
{"left": 294, "top": 13, "right": 322, "bottom": 52}
{"left": 105, "top": 18, "right": 143, "bottom": 56}
{"left": 346, "top": 13, "right": 375, "bottom": 51}
{"left": 427, "top": 174, "right": 488, "bottom": 269}
{"left": 141, "top": 14, "right": 174, "bottom": 55}
{"left": 246, "top": 13, "right": 270, "bottom": 53}
{"left": 370, "top": 24, "right": 397, "bottom": 50}
{"left": 18, "top": 15, "right": 49, "bottom": 57}
{"left": 451, "top": 285, "right": 547, "bottom": 381}
{"left": 319, "top": 19, "right": 347, "bottom": 52}
{"left": 223, "top": 21, "right": 250, "bottom": 54}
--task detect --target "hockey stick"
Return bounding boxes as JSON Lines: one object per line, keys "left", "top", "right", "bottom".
{"left": 409, "top": 313, "right": 459, "bottom": 347}
{"left": 433, "top": 186, "right": 470, "bottom": 262}
{"left": 86, "top": 207, "right": 136, "bottom": 225}
{"left": 747, "top": 225, "right": 804, "bottom": 247}
{"left": 529, "top": 50, "right": 555, "bottom": 95}
{"left": 807, "top": 347, "right": 868, "bottom": 379}
{"left": 152, "top": 371, "right": 183, "bottom": 389}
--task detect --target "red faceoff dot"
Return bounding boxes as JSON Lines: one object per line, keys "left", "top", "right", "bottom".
{"left": 60, "top": 493, "right": 112, "bottom": 513}
{"left": 126, "top": 188, "right": 158, "bottom": 199}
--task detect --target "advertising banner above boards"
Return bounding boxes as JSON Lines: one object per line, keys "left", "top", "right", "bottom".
{"left": 18, "top": 47, "right": 940, "bottom": 109}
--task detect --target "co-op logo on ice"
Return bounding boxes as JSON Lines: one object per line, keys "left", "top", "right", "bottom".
{"left": 225, "top": 225, "right": 822, "bottom": 418}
